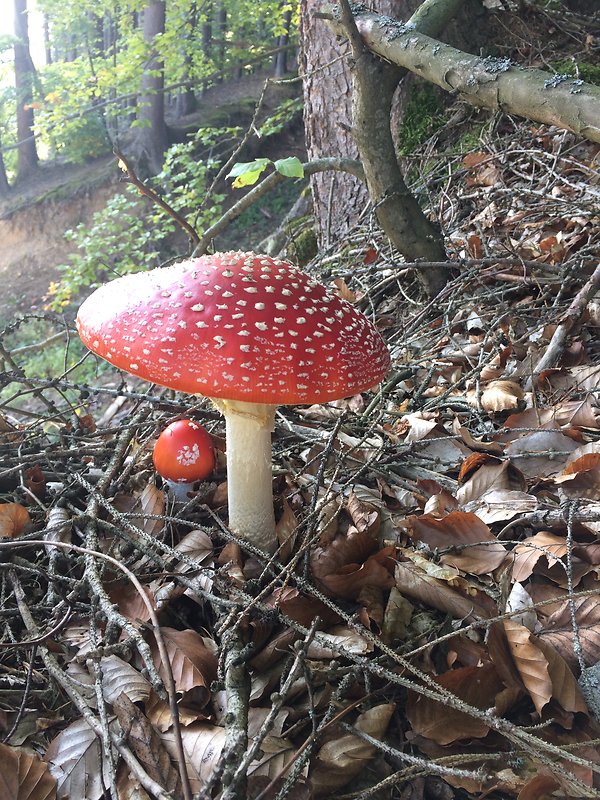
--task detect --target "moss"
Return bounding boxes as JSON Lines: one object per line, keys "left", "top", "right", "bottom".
{"left": 550, "top": 60, "right": 600, "bottom": 86}
{"left": 289, "top": 226, "right": 317, "bottom": 266}
{"left": 397, "top": 82, "right": 446, "bottom": 156}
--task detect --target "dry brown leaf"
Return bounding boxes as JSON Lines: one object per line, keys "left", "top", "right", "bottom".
{"left": 456, "top": 459, "right": 525, "bottom": 507}
{"left": 146, "top": 690, "right": 206, "bottom": 732}
{"left": 113, "top": 693, "right": 180, "bottom": 793}
{"left": 540, "top": 596, "right": 600, "bottom": 671}
{"left": 395, "top": 561, "right": 494, "bottom": 621}
{"left": 265, "top": 587, "right": 340, "bottom": 628}
{"left": 534, "top": 636, "right": 588, "bottom": 716}
{"left": 406, "top": 662, "right": 505, "bottom": 745}
{"left": 306, "top": 625, "right": 373, "bottom": 659}
{"left": 381, "top": 586, "right": 413, "bottom": 645}
{"left": 109, "top": 580, "right": 156, "bottom": 625}
{"left": 0, "top": 503, "right": 31, "bottom": 539}
{"left": 0, "top": 742, "right": 56, "bottom": 800}
{"left": 503, "top": 619, "right": 552, "bottom": 715}
{"left": 404, "top": 511, "right": 507, "bottom": 574}
{"left": 314, "top": 546, "right": 396, "bottom": 599}
{"left": 555, "top": 453, "right": 600, "bottom": 500}
{"left": 46, "top": 718, "right": 110, "bottom": 800}
{"left": 454, "top": 424, "right": 505, "bottom": 455}
{"left": 467, "top": 380, "right": 523, "bottom": 412}
{"left": 161, "top": 724, "right": 226, "bottom": 794}
{"left": 310, "top": 704, "right": 394, "bottom": 795}
{"left": 462, "top": 489, "right": 537, "bottom": 525}
{"left": 505, "top": 430, "right": 578, "bottom": 479}
{"left": 510, "top": 532, "right": 568, "bottom": 582}
{"left": 276, "top": 497, "right": 299, "bottom": 558}
{"left": 100, "top": 655, "right": 152, "bottom": 706}
{"left": 151, "top": 628, "right": 217, "bottom": 702}
{"left": 135, "top": 484, "right": 166, "bottom": 538}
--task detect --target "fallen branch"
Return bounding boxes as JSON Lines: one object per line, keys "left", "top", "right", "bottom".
{"left": 328, "top": 9, "right": 600, "bottom": 144}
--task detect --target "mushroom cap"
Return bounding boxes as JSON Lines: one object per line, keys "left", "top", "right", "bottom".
{"left": 77, "top": 252, "right": 391, "bottom": 405}
{"left": 153, "top": 419, "right": 215, "bottom": 483}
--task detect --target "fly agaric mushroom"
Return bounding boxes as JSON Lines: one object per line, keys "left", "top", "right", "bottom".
{"left": 76, "top": 252, "right": 390, "bottom": 553}
{"left": 153, "top": 419, "right": 215, "bottom": 498}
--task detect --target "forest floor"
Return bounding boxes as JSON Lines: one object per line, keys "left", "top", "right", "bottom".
{"left": 1, "top": 4, "right": 600, "bottom": 800}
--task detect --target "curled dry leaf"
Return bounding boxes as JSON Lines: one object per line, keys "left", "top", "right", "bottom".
{"left": 406, "top": 662, "right": 506, "bottom": 745}
{"left": 100, "top": 655, "right": 152, "bottom": 706}
{"left": 0, "top": 742, "right": 56, "bottom": 800}
{"left": 306, "top": 625, "right": 373, "bottom": 659}
{"left": 151, "top": 627, "right": 218, "bottom": 704}
{"left": 510, "top": 532, "right": 568, "bottom": 582}
{"left": 113, "top": 692, "right": 180, "bottom": 794}
{"left": 540, "top": 596, "right": 600, "bottom": 671}
{"left": 467, "top": 380, "right": 524, "bottom": 412}
{"left": 312, "top": 545, "right": 396, "bottom": 599}
{"left": 0, "top": 503, "right": 31, "bottom": 539}
{"left": 403, "top": 511, "right": 507, "bottom": 574}
{"left": 310, "top": 704, "right": 394, "bottom": 796}
{"left": 265, "top": 586, "right": 341, "bottom": 628}
{"left": 161, "top": 723, "right": 226, "bottom": 794}
{"left": 555, "top": 453, "right": 600, "bottom": 500}
{"left": 503, "top": 620, "right": 553, "bottom": 715}
{"left": 395, "top": 560, "right": 493, "bottom": 622}
{"left": 456, "top": 458, "right": 525, "bottom": 507}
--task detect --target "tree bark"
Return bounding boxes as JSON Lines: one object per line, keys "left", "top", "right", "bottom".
{"left": 13, "top": 0, "right": 39, "bottom": 182}
{"left": 134, "top": 0, "right": 168, "bottom": 175}
{"left": 299, "top": 0, "right": 372, "bottom": 249}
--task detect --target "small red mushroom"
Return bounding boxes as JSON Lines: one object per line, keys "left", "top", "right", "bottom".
{"left": 76, "top": 252, "right": 391, "bottom": 553}
{"left": 153, "top": 419, "right": 215, "bottom": 485}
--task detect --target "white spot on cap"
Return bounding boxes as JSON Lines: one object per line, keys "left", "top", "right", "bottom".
{"left": 255, "top": 322, "right": 268, "bottom": 331}
{"left": 191, "top": 304, "right": 204, "bottom": 312}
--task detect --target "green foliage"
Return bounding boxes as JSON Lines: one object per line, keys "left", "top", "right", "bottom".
{"left": 551, "top": 60, "right": 600, "bottom": 86}
{"left": 397, "top": 82, "right": 445, "bottom": 156}
{"left": 228, "top": 155, "right": 304, "bottom": 187}
{"left": 257, "top": 97, "right": 303, "bottom": 137}
{"left": 48, "top": 127, "right": 231, "bottom": 310}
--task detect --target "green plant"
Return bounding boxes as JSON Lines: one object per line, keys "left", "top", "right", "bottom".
{"left": 550, "top": 60, "right": 600, "bottom": 86}
{"left": 397, "top": 82, "right": 446, "bottom": 156}
{"left": 48, "top": 127, "right": 233, "bottom": 310}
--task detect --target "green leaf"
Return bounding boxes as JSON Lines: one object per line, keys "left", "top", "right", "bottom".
{"left": 228, "top": 158, "right": 271, "bottom": 188}
{"left": 273, "top": 156, "right": 304, "bottom": 179}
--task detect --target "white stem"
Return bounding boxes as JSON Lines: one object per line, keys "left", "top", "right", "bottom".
{"left": 214, "top": 400, "right": 277, "bottom": 553}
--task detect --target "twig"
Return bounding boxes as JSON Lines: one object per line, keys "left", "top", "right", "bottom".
{"left": 191, "top": 157, "right": 364, "bottom": 256}
{"left": 526, "top": 261, "right": 600, "bottom": 389}
{"left": 6, "top": 540, "right": 193, "bottom": 800}
{"left": 114, "top": 148, "right": 200, "bottom": 246}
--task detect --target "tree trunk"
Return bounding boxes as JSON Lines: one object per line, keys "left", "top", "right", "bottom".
{"left": 175, "top": 1, "right": 198, "bottom": 117}
{"left": 43, "top": 13, "right": 52, "bottom": 65}
{"left": 273, "top": 7, "right": 293, "bottom": 78}
{"left": 133, "top": 0, "right": 168, "bottom": 175}
{"left": 13, "top": 0, "right": 39, "bottom": 182}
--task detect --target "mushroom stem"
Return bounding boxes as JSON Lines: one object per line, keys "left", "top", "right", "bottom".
{"left": 214, "top": 399, "right": 277, "bottom": 553}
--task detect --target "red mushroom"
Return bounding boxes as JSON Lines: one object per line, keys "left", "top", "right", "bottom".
{"left": 76, "top": 252, "right": 390, "bottom": 552}
{"left": 153, "top": 419, "right": 215, "bottom": 494}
